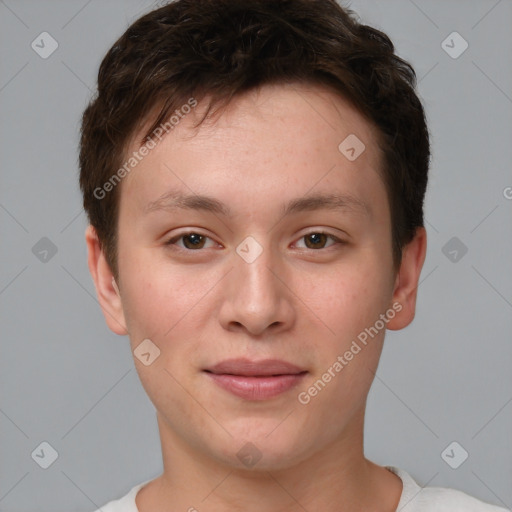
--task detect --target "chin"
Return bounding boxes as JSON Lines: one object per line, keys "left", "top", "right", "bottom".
{"left": 213, "top": 425, "right": 314, "bottom": 473}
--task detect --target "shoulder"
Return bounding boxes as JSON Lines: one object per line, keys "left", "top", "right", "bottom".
{"left": 386, "top": 466, "right": 510, "bottom": 512}
{"left": 90, "top": 479, "right": 151, "bottom": 512}
{"left": 414, "top": 486, "right": 510, "bottom": 512}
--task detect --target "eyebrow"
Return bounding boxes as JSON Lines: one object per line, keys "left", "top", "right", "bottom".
{"left": 144, "top": 190, "right": 370, "bottom": 218}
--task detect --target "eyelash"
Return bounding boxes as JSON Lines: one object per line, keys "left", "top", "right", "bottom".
{"left": 164, "top": 230, "right": 344, "bottom": 252}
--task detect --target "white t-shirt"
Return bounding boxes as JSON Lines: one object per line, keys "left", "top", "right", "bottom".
{"left": 92, "top": 466, "right": 510, "bottom": 511}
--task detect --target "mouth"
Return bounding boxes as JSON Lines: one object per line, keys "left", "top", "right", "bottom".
{"left": 203, "top": 358, "right": 308, "bottom": 400}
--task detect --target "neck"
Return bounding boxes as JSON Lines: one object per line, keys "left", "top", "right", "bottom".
{"left": 136, "top": 410, "right": 402, "bottom": 512}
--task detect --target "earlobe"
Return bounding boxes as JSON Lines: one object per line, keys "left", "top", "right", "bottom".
{"left": 387, "top": 227, "right": 427, "bottom": 331}
{"left": 85, "top": 225, "right": 128, "bottom": 336}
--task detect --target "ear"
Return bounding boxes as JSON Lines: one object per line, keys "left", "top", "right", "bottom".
{"left": 85, "top": 225, "right": 128, "bottom": 335}
{"left": 387, "top": 227, "right": 427, "bottom": 330}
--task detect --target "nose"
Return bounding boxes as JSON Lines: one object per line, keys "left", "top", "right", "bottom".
{"left": 218, "top": 239, "right": 296, "bottom": 337}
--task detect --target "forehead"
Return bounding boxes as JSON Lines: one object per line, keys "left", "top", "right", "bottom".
{"left": 127, "top": 82, "right": 382, "bottom": 161}
{"left": 120, "top": 83, "right": 386, "bottom": 217}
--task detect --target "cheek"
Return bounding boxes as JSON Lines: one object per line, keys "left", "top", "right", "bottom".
{"left": 296, "top": 267, "right": 389, "bottom": 423}
{"left": 300, "top": 256, "right": 393, "bottom": 338}
{"left": 118, "top": 251, "right": 228, "bottom": 384}
{"left": 118, "top": 244, "right": 207, "bottom": 332}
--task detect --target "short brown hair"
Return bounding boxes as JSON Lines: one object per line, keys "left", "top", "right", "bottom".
{"left": 79, "top": 0, "right": 430, "bottom": 280}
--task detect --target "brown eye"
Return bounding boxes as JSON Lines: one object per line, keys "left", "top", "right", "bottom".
{"left": 305, "top": 233, "right": 327, "bottom": 249}
{"left": 165, "top": 232, "right": 215, "bottom": 250}
{"left": 295, "top": 232, "right": 342, "bottom": 250}
{"left": 182, "top": 233, "right": 206, "bottom": 249}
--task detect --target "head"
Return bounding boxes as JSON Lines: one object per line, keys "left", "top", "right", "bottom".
{"left": 81, "top": 0, "right": 428, "bottom": 471}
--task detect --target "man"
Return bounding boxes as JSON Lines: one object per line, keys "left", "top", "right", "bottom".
{"left": 79, "top": 1, "right": 508, "bottom": 510}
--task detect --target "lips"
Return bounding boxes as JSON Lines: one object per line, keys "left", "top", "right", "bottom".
{"left": 205, "top": 358, "right": 306, "bottom": 377}
{"left": 203, "top": 358, "right": 308, "bottom": 400}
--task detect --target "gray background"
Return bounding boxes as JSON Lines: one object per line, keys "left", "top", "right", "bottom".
{"left": 1, "top": 0, "right": 511, "bottom": 510}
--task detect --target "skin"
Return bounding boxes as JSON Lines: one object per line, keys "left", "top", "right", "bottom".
{"left": 86, "top": 83, "right": 426, "bottom": 512}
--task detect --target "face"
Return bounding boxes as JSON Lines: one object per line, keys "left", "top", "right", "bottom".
{"left": 93, "top": 83, "right": 415, "bottom": 472}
